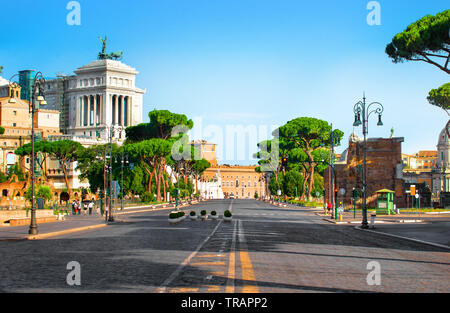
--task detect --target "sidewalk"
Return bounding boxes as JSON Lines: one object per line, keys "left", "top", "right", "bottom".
{"left": 0, "top": 215, "right": 106, "bottom": 241}
{"left": 318, "top": 210, "right": 450, "bottom": 224}
{"left": 0, "top": 200, "right": 202, "bottom": 241}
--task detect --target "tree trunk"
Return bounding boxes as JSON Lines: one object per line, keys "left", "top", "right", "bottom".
{"left": 301, "top": 166, "right": 308, "bottom": 200}
{"left": 61, "top": 161, "right": 70, "bottom": 195}
{"left": 156, "top": 159, "right": 163, "bottom": 202}
{"left": 146, "top": 165, "right": 156, "bottom": 194}
{"left": 161, "top": 159, "right": 167, "bottom": 202}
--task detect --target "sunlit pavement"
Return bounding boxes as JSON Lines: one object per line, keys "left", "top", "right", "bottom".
{"left": 0, "top": 199, "right": 448, "bottom": 293}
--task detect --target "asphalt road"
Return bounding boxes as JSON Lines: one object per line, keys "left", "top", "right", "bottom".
{"left": 0, "top": 199, "right": 448, "bottom": 293}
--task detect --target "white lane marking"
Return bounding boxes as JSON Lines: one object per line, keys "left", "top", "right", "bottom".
{"left": 157, "top": 220, "right": 223, "bottom": 293}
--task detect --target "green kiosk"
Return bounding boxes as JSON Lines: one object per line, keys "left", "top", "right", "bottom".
{"left": 376, "top": 189, "right": 397, "bottom": 215}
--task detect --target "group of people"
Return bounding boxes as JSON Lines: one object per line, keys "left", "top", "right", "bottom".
{"left": 71, "top": 199, "right": 96, "bottom": 216}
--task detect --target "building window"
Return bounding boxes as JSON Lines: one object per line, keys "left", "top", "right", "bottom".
{"left": 13, "top": 111, "right": 17, "bottom": 116}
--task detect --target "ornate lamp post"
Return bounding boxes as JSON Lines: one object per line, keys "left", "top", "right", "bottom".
{"left": 353, "top": 94, "right": 384, "bottom": 229}
{"left": 118, "top": 151, "right": 129, "bottom": 211}
{"left": 97, "top": 124, "right": 124, "bottom": 222}
{"left": 9, "top": 72, "right": 47, "bottom": 235}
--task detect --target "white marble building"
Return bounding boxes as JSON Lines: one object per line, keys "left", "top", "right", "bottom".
{"left": 44, "top": 59, "right": 145, "bottom": 142}
{"left": 198, "top": 171, "right": 225, "bottom": 200}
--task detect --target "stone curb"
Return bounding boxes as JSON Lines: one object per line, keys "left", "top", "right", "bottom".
{"left": 27, "top": 224, "right": 107, "bottom": 240}
{"left": 354, "top": 226, "right": 450, "bottom": 251}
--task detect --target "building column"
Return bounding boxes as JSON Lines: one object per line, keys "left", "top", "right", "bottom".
{"left": 78, "top": 97, "right": 82, "bottom": 127}
{"left": 112, "top": 95, "right": 116, "bottom": 125}
{"left": 93, "top": 95, "right": 97, "bottom": 127}
{"left": 124, "top": 96, "right": 128, "bottom": 127}
{"left": 128, "top": 96, "right": 132, "bottom": 126}
{"left": 118, "top": 96, "right": 122, "bottom": 126}
{"left": 115, "top": 95, "right": 119, "bottom": 126}
{"left": 82, "top": 96, "right": 86, "bottom": 127}
{"left": 89, "top": 95, "right": 93, "bottom": 126}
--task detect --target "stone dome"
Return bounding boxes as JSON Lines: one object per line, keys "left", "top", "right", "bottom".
{"left": 438, "top": 122, "right": 450, "bottom": 146}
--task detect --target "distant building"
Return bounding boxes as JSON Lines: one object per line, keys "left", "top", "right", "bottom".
{"left": 191, "top": 140, "right": 218, "bottom": 167}
{"left": 191, "top": 140, "right": 266, "bottom": 199}
{"left": 324, "top": 133, "right": 406, "bottom": 208}
{"left": 0, "top": 81, "right": 61, "bottom": 172}
{"left": 431, "top": 124, "right": 450, "bottom": 201}
{"left": 17, "top": 59, "right": 146, "bottom": 142}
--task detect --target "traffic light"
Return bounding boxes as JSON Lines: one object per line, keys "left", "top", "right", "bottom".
{"left": 282, "top": 157, "right": 288, "bottom": 168}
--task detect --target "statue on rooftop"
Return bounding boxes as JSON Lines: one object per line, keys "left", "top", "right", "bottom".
{"left": 98, "top": 36, "right": 123, "bottom": 61}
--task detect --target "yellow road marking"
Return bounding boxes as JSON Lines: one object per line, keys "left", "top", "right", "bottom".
{"left": 206, "top": 285, "right": 221, "bottom": 292}
{"left": 169, "top": 287, "right": 199, "bottom": 293}
{"left": 225, "top": 220, "right": 238, "bottom": 293}
{"left": 191, "top": 261, "right": 226, "bottom": 267}
{"left": 240, "top": 250, "right": 259, "bottom": 293}
{"left": 238, "top": 220, "right": 259, "bottom": 293}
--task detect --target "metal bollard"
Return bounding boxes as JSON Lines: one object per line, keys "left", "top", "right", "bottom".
{"left": 370, "top": 214, "right": 376, "bottom": 228}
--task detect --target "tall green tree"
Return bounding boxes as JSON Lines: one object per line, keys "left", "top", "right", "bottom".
{"left": 47, "top": 140, "right": 84, "bottom": 194}
{"left": 124, "top": 139, "right": 172, "bottom": 202}
{"left": 15, "top": 141, "right": 52, "bottom": 180}
{"left": 191, "top": 158, "right": 211, "bottom": 192}
{"left": 124, "top": 109, "right": 194, "bottom": 202}
{"left": 386, "top": 10, "right": 450, "bottom": 115}
{"left": 277, "top": 117, "right": 343, "bottom": 200}
{"left": 76, "top": 144, "right": 114, "bottom": 194}
{"left": 386, "top": 10, "right": 450, "bottom": 74}
{"left": 428, "top": 82, "right": 450, "bottom": 116}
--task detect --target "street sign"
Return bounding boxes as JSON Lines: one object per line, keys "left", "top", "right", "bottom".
{"left": 415, "top": 194, "right": 419, "bottom": 199}
{"left": 339, "top": 188, "right": 346, "bottom": 196}
{"left": 410, "top": 185, "right": 416, "bottom": 196}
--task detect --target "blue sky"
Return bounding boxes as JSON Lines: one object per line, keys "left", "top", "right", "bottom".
{"left": 0, "top": 0, "right": 448, "bottom": 165}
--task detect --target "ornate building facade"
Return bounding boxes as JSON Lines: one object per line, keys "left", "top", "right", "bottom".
{"left": 432, "top": 123, "right": 450, "bottom": 200}
{"left": 192, "top": 140, "right": 267, "bottom": 199}
{"left": 324, "top": 134, "right": 406, "bottom": 208}
{"left": 42, "top": 59, "right": 145, "bottom": 142}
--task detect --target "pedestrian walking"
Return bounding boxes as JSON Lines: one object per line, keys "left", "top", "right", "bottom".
{"left": 77, "top": 200, "right": 81, "bottom": 215}
{"left": 72, "top": 200, "right": 77, "bottom": 215}
{"left": 83, "top": 202, "right": 88, "bottom": 215}
{"left": 88, "top": 200, "right": 94, "bottom": 215}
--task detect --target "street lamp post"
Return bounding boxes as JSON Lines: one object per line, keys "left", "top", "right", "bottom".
{"left": 353, "top": 94, "right": 384, "bottom": 229}
{"left": 9, "top": 73, "right": 47, "bottom": 235}
{"left": 120, "top": 151, "right": 129, "bottom": 211}
{"left": 97, "top": 124, "right": 124, "bottom": 223}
